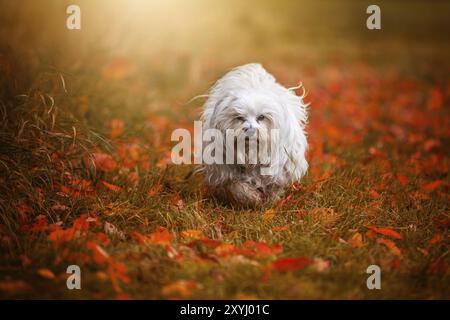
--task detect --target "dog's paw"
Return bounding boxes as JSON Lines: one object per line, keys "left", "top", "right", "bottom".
{"left": 214, "top": 181, "right": 264, "bottom": 208}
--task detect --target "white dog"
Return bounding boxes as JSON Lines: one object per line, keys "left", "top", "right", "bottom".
{"left": 201, "top": 63, "right": 308, "bottom": 207}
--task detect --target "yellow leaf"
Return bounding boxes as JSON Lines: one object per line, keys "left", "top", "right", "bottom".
{"left": 181, "top": 229, "right": 206, "bottom": 240}
{"left": 262, "top": 209, "right": 276, "bottom": 222}
{"left": 161, "top": 280, "right": 200, "bottom": 298}
{"left": 348, "top": 232, "right": 364, "bottom": 248}
{"left": 310, "top": 208, "right": 340, "bottom": 227}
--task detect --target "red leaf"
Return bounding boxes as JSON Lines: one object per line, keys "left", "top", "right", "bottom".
{"left": 149, "top": 226, "right": 172, "bottom": 245}
{"left": 48, "top": 228, "right": 75, "bottom": 244}
{"left": 93, "top": 152, "right": 118, "bottom": 172}
{"left": 147, "top": 183, "right": 163, "bottom": 197}
{"left": 397, "top": 174, "right": 409, "bottom": 187}
{"left": 421, "top": 180, "right": 443, "bottom": 193}
{"left": 367, "top": 226, "right": 402, "bottom": 239}
{"left": 429, "top": 234, "right": 443, "bottom": 245}
{"left": 376, "top": 238, "right": 402, "bottom": 257}
{"left": 100, "top": 180, "right": 122, "bottom": 192}
{"left": 271, "top": 257, "right": 311, "bottom": 272}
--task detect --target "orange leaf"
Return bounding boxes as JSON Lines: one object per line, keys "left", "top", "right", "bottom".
{"left": 348, "top": 232, "right": 364, "bottom": 248}
{"left": 161, "top": 280, "right": 200, "bottom": 298}
{"left": 37, "top": 268, "right": 55, "bottom": 279}
{"left": 367, "top": 226, "right": 402, "bottom": 239}
{"left": 100, "top": 180, "right": 122, "bottom": 192}
{"left": 181, "top": 229, "right": 206, "bottom": 240}
{"left": 369, "top": 190, "right": 381, "bottom": 199}
{"left": 147, "top": 183, "right": 163, "bottom": 197}
{"left": 272, "top": 225, "right": 289, "bottom": 232}
{"left": 262, "top": 209, "right": 276, "bottom": 222}
{"left": 0, "top": 280, "right": 30, "bottom": 293}
{"left": 376, "top": 238, "right": 402, "bottom": 257}
{"left": 109, "top": 119, "right": 124, "bottom": 139}
{"left": 214, "top": 243, "right": 239, "bottom": 256}
{"left": 48, "top": 228, "right": 75, "bottom": 244}
{"left": 243, "top": 241, "right": 283, "bottom": 257}
{"left": 132, "top": 231, "right": 148, "bottom": 244}
{"left": 87, "top": 241, "right": 110, "bottom": 265}
{"left": 149, "top": 226, "right": 172, "bottom": 245}
{"left": 92, "top": 152, "right": 118, "bottom": 172}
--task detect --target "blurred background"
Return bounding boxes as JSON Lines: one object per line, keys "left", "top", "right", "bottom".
{"left": 1, "top": 0, "right": 449, "bottom": 131}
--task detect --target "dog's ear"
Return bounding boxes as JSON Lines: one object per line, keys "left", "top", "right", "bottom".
{"left": 281, "top": 88, "right": 308, "bottom": 129}
{"left": 211, "top": 94, "right": 237, "bottom": 124}
{"left": 275, "top": 89, "right": 308, "bottom": 182}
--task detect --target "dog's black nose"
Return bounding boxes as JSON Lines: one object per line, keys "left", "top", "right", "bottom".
{"left": 244, "top": 127, "right": 256, "bottom": 136}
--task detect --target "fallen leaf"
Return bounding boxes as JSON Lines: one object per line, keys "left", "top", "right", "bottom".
{"left": 421, "top": 180, "right": 443, "bottom": 193}
{"left": 272, "top": 225, "right": 289, "bottom": 232}
{"left": 0, "top": 280, "right": 30, "bottom": 293}
{"left": 310, "top": 208, "right": 340, "bottom": 227}
{"left": 87, "top": 241, "right": 110, "bottom": 265}
{"left": 148, "top": 183, "right": 163, "bottom": 197}
{"left": 262, "top": 209, "right": 276, "bottom": 222}
{"left": 369, "top": 190, "right": 381, "bottom": 199}
{"left": 37, "top": 268, "right": 56, "bottom": 279}
{"left": 181, "top": 229, "right": 206, "bottom": 240}
{"left": 397, "top": 174, "right": 409, "bottom": 186}
{"left": 100, "top": 180, "right": 122, "bottom": 193}
{"left": 161, "top": 280, "right": 200, "bottom": 298}
{"left": 149, "top": 226, "right": 172, "bottom": 245}
{"left": 109, "top": 119, "right": 124, "bottom": 139}
{"left": 367, "top": 226, "right": 402, "bottom": 239}
{"left": 92, "top": 152, "right": 118, "bottom": 172}
{"left": 377, "top": 238, "right": 402, "bottom": 257}
{"left": 271, "top": 256, "right": 311, "bottom": 272}
{"left": 348, "top": 232, "right": 364, "bottom": 248}
{"left": 429, "top": 234, "right": 443, "bottom": 245}
{"left": 215, "top": 243, "right": 239, "bottom": 256}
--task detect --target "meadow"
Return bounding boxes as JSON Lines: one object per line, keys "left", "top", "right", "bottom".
{"left": 0, "top": 0, "right": 448, "bottom": 299}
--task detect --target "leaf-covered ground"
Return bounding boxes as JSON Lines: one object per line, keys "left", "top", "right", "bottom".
{"left": 0, "top": 0, "right": 449, "bottom": 299}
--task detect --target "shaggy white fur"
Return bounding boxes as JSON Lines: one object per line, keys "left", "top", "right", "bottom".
{"left": 201, "top": 63, "right": 308, "bottom": 207}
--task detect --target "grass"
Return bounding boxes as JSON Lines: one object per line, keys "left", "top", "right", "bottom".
{"left": 0, "top": 0, "right": 449, "bottom": 299}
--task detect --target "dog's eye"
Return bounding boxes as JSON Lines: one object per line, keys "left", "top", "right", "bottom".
{"left": 257, "top": 115, "right": 265, "bottom": 121}
{"left": 235, "top": 116, "right": 245, "bottom": 122}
